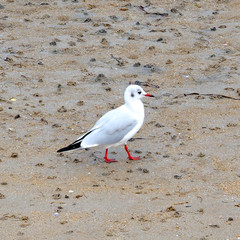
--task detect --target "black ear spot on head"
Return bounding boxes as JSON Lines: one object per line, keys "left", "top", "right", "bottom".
{"left": 131, "top": 92, "right": 134, "bottom": 97}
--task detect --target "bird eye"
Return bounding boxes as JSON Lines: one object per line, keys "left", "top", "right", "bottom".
{"left": 137, "top": 90, "right": 141, "bottom": 94}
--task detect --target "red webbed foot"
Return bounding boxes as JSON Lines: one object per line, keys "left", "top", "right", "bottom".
{"left": 124, "top": 144, "right": 141, "bottom": 161}
{"left": 104, "top": 148, "right": 118, "bottom": 163}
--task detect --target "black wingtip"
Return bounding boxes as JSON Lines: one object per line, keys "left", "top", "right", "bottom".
{"left": 57, "top": 142, "right": 82, "bottom": 153}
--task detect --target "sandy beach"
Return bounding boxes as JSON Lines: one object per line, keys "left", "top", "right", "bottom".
{"left": 1, "top": 0, "right": 240, "bottom": 239}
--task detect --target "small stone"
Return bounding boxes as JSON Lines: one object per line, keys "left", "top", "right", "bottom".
{"left": 0, "top": 107, "right": 3, "bottom": 111}
{"left": 133, "top": 62, "right": 141, "bottom": 67}
{"left": 77, "top": 100, "right": 84, "bottom": 106}
{"left": 101, "top": 38, "right": 108, "bottom": 45}
{"left": 52, "top": 123, "right": 61, "bottom": 128}
{"left": 170, "top": 8, "right": 178, "bottom": 13}
{"left": 47, "top": 176, "right": 57, "bottom": 180}
{"left": 134, "top": 150, "right": 142, "bottom": 154}
{"left": 84, "top": 18, "right": 92, "bottom": 23}
{"left": 97, "top": 29, "right": 107, "bottom": 34}
{"left": 148, "top": 46, "right": 155, "bottom": 50}
{"left": 65, "top": 195, "right": 69, "bottom": 199}
{"left": 52, "top": 194, "right": 61, "bottom": 200}
{"left": 166, "top": 206, "right": 176, "bottom": 212}
{"left": 76, "top": 194, "right": 83, "bottom": 198}
{"left": 90, "top": 58, "right": 96, "bottom": 62}
{"left": 49, "top": 41, "right": 57, "bottom": 46}
{"left": 210, "top": 27, "right": 216, "bottom": 31}
{"left": 142, "top": 168, "right": 149, "bottom": 173}
{"left": 73, "top": 159, "right": 82, "bottom": 163}
{"left": 209, "top": 224, "right": 220, "bottom": 228}
{"left": 166, "top": 59, "right": 173, "bottom": 64}
{"left": 218, "top": 25, "right": 227, "bottom": 29}
{"left": 67, "top": 81, "right": 77, "bottom": 86}
{"left": 174, "top": 175, "right": 182, "bottom": 179}
{"left": 157, "top": 37, "right": 163, "bottom": 42}
{"left": 155, "top": 123, "right": 164, "bottom": 128}
{"left": 102, "top": 172, "right": 111, "bottom": 176}
{"left": 105, "top": 87, "right": 111, "bottom": 91}
{"left": 95, "top": 73, "right": 107, "bottom": 82}
{"left": 11, "top": 153, "right": 18, "bottom": 158}
{"left": 197, "top": 152, "right": 205, "bottom": 157}
{"left": 0, "top": 193, "right": 5, "bottom": 199}
{"left": 237, "top": 88, "right": 240, "bottom": 96}
{"left": 14, "top": 114, "right": 20, "bottom": 119}
{"left": 228, "top": 217, "right": 233, "bottom": 221}
{"left": 57, "top": 106, "right": 67, "bottom": 113}
{"left": 35, "top": 163, "right": 44, "bottom": 167}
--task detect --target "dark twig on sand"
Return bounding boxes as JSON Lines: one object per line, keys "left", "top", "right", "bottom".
{"left": 175, "top": 92, "right": 240, "bottom": 101}
{"left": 138, "top": 5, "right": 168, "bottom": 17}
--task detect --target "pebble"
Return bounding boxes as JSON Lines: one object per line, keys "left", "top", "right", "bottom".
{"left": 133, "top": 62, "right": 141, "bottom": 67}
{"left": 0, "top": 107, "right": 3, "bottom": 111}
{"left": 197, "top": 152, "right": 205, "bottom": 157}
{"left": 68, "top": 41, "right": 76, "bottom": 46}
{"left": 157, "top": 37, "right": 163, "bottom": 42}
{"left": 95, "top": 73, "right": 107, "bottom": 82}
{"left": 52, "top": 123, "right": 61, "bottom": 128}
{"left": 90, "top": 58, "right": 96, "bottom": 62}
{"left": 49, "top": 41, "right": 57, "bottom": 46}
{"left": 54, "top": 212, "right": 60, "bottom": 217}
{"left": 228, "top": 217, "right": 233, "bottom": 221}
{"left": 109, "top": 15, "right": 118, "bottom": 21}
{"left": 0, "top": 193, "right": 5, "bottom": 199}
{"left": 142, "top": 168, "right": 149, "bottom": 173}
{"left": 76, "top": 195, "right": 83, "bottom": 198}
{"left": 105, "top": 87, "right": 111, "bottom": 91}
{"left": 155, "top": 123, "right": 164, "bottom": 128}
{"left": 84, "top": 18, "right": 92, "bottom": 23}
{"left": 77, "top": 100, "right": 84, "bottom": 106}
{"left": 57, "top": 106, "right": 67, "bottom": 113}
{"left": 219, "top": 25, "right": 227, "bottom": 29}
{"left": 52, "top": 194, "right": 61, "bottom": 200}
{"left": 166, "top": 59, "right": 173, "bottom": 64}
{"left": 97, "top": 29, "right": 107, "bottom": 34}
{"left": 11, "top": 152, "right": 18, "bottom": 158}
{"left": 101, "top": 38, "right": 108, "bottom": 45}
{"left": 67, "top": 81, "right": 77, "bottom": 86}
{"left": 237, "top": 88, "right": 240, "bottom": 96}
{"left": 14, "top": 114, "right": 20, "bottom": 119}
{"left": 166, "top": 206, "right": 176, "bottom": 212}
{"left": 210, "top": 27, "right": 217, "bottom": 31}
{"left": 209, "top": 224, "right": 220, "bottom": 228}
{"left": 174, "top": 175, "right": 182, "bottom": 179}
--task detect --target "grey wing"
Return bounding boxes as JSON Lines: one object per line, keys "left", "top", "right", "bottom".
{"left": 81, "top": 109, "right": 138, "bottom": 147}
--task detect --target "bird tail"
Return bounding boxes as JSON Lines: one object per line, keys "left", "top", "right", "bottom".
{"left": 57, "top": 140, "right": 82, "bottom": 152}
{"left": 57, "top": 129, "right": 94, "bottom": 153}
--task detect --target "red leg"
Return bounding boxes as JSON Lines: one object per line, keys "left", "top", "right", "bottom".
{"left": 104, "top": 148, "right": 118, "bottom": 163}
{"left": 124, "top": 144, "right": 141, "bottom": 160}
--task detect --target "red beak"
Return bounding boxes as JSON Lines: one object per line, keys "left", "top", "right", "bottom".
{"left": 145, "top": 93, "right": 154, "bottom": 97}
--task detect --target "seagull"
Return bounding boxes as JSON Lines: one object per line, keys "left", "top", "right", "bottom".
{"left": 57, "top": 84, "right": 154, "bottom": 163}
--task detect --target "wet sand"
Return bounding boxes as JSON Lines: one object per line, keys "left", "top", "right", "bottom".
{"left": 1, "top": 0, "right": 240, "bottom": 239}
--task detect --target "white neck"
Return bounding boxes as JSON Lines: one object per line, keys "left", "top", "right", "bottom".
{"left": 125, "top": 99, "right": 144, "bottom": 117}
